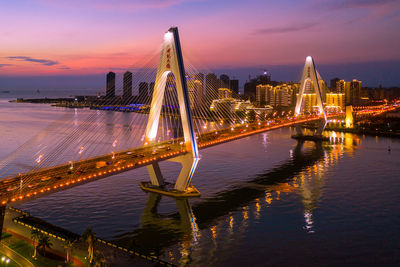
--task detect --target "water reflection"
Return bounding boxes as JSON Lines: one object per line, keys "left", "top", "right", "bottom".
{"left": 112, "top": 133, "right": 360, "bottom": 265}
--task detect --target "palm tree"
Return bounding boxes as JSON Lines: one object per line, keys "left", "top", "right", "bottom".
{"left": 38, "top": 235, "right": 52, "bottom": 257}
{"left": 82, "top": 227, "right": 96, "bottom": 264}
{"left": 93, "top": 250, "right": 108, "bottom": 267}
{"left": 30, "top": 229, "right": 41, "bottom": 258}
{"left": 63, "top": 239, "right": 75, "bottom": 263}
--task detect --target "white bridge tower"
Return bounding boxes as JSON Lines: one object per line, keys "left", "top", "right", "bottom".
{"left": 143, "top": 27, "right": 200, "bottom": 195}
{"left": 295, "top": 56, "right": 327, "bottom": 136}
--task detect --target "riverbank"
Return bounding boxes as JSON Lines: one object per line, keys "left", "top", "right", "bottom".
{"left": 301, "top": 125, "right": 400, "bottom": 138}
{"left": 2, "top": 206, "right": 174, "bottom": 266}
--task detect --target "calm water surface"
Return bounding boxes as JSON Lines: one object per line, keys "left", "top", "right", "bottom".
{"left": 0, "top": 99, "right": 399, "bottom": 266}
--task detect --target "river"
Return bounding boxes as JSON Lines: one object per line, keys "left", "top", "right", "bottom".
{"left": 0, "top": 97, "right": 399, "bottom": 266}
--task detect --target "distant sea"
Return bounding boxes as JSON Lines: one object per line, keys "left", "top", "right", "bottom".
{"left": 0, "top": 89, "right": 99, "bottom": 100}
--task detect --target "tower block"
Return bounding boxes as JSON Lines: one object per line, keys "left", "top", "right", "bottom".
{"left": 294, "top": 56, "right": 327, "bottom": 137}
{"left": 141, "top": 27, "right": 200, "bottom": 196}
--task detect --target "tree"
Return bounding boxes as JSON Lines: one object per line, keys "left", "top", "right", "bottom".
{"left": 38, "top": 235, "right": 52, "bottom": 257}
{"left": 30, "top": 229, "right": 41, "bottom": 259}
{"left": 93, "top": 250, "right": 108, "bottom": 267}
{"left": 63, "top": 239, "right": 75, "bottom": 263}
{"left": 82, "top": 227, "right": 96, "bottom": 264}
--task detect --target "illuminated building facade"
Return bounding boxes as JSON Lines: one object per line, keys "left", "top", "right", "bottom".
{"left": 256, "top": 84, "right": 298, "bottom": 108}
{"left": 210, "top": 98, "right": 253, "bottom": 114}
{"left": 336, "top": 79, "right": 345, "bottom": 93}
{"left": 186, "top": 74, "right": 204, "bottom": 109}
{"left": 218, "top": 88, "right": 232, "bottom": 99}
{"left": 325, "top": 93, "right": 345, "bottom": 113}
{"left": 345, "top": 79, "right": 362, "bottom": 106}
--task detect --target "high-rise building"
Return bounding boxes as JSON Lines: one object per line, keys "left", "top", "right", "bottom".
{"left": 336, "top": 80, "right": 345, "bottom": 93}
{"left": 138, "top": 82, "right": 148, "bottom": 103}
{"left": 256, "top": 84, "right": 297, "bottom": 108}
{"left": 330, "top": 77, "right": 340, "bottom": 91}
{"left": 123, "top": 71, "right": 132, "bottom": 101}
{"left": 260, "top": 70, "right": 271, "bottom": 84}
{"left": 256, "top": 85, "right": 269, "bottom": 105}
{"left": 106, "top": 72, "right": 116, "bottom": 98}
{"left": 219, "top": 74, "right": 230, "bottom": 89}
{"left": 325, "top": 93, "right": 345, "bottom": 112}
{"left": 186, "top": 74, "right": 204, "bottom": 109}
{"left": 345, "top": 79, "right": 362, "bottom": 106}
{"left": 244, "top": 71, "right": 271, "bottom": 101}
{"left": 230, "top": 79, "right": 239, "bottom": 95}
{"left": 206, "top": 73, "right": 218, "bottom": 102}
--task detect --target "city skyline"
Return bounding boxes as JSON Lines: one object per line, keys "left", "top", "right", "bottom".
{"left": 1, "top": 0, "right": 400, "bottom": 87}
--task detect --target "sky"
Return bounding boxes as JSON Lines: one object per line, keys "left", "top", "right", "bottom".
{"left": 1, "top": 0, "right": 400, "bottom": 89}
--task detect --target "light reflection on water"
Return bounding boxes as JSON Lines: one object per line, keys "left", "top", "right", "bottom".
{"left": 0, "top": 100, "right": 399, "bottom": 266}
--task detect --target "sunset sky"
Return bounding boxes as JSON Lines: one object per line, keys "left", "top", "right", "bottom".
{"left": 1, "top": 0, "right": 400, "bottom": 88}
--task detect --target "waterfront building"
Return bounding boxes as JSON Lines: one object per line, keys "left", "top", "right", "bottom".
{"left": 230, "top": 79, "right": 239, "bottom": 95}
{"left": 330, "top": 77, "right": 340, "bottom": 91}
{"left": 256, "top": 84, "right": 298, "bottom": 108}
{"left": 219, "top": 74, "right": 230, "bottom": 89}
{"left": 255, "top": 84, "right": 272, "bottom": 106}
{"left": 210, "top": 98, "right": 253, "bottom": 114}
{"left": 244, "top": 71, "right": 271, "bottom": 101}
{"left": 206, "top": 73, "right": 219, "bottom": 102}
{"left": 186, "top": 74, "right": 204, "bottom": 109}
{"left": 325, "top": 93, "right": 345, "bottom": 113}
{"left": 139, "top": 82, "right": 148, "bottom": 103}
{"left": 345, "top": 79, "right": 362, "bottom": 106}
{"left": 106, "top": 72, "right": 116, "bottom": 98}
{"left": 218, "top": 88, "right": 232, "bottom": 99}
{"left": 123, "top": 71, "right": 133, "bottom": 102}
{"left": 336, "top": 79, "right": 345, "bottom": 93}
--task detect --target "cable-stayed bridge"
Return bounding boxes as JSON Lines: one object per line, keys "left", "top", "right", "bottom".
{"left": 0, "top": 27, "right": 395, "bottom": 210}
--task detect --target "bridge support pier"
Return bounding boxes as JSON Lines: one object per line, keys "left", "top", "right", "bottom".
{"left": 147, "top": 163, "right": 165, "bottom": 187}
{"left": 140, "top": 153, "right": 200, "bottom": 197}
{"left": 292, "top": 118, "right": 329, "bottom": 142}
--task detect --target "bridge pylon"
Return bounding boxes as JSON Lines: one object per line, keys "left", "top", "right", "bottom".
{"left": 294, "top": 56, "right": 328, "bottom": 139}
{"left": 141, "top": 27, "right": 200, "bottom": 197}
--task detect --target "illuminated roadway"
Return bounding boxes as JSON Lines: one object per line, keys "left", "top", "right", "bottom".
{"left": 0, "top": 105, "right": 396, "bottom": 206}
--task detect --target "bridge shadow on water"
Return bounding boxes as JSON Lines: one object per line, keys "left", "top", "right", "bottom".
{"left": 112, "top": 140, "right": 344, "bottom": 259}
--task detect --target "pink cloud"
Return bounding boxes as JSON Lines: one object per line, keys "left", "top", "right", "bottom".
{"left": 32, "top": 0, "right": 200, "bottom": 11}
